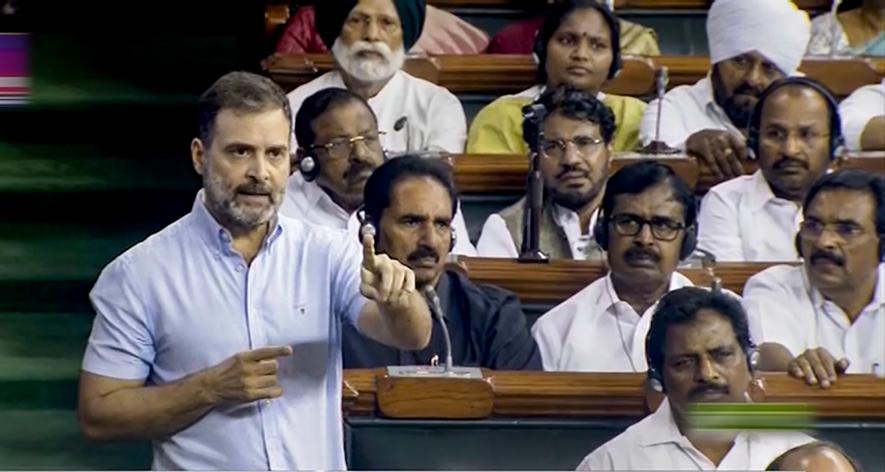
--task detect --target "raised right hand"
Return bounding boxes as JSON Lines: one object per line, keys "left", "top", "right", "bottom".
{"left": 203, "top": 346, "right": 293, "bottom": 404}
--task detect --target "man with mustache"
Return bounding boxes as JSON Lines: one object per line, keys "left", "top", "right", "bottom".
{"left": 77, "top": 72, "right": 433, "bottom": 469}
{"left": 532, "top": 161, "right": 700, "bottom": 371}
{"left": 285, "top": 0, "right": 467, "bottom": 154}
{"left": 343, "top": 155, "right": 541, "bottom": 369}
{"left": 744, "top": 169, "right": 885, "bottom": 388}
{"left": 697, "top": 78, "right": 839, "bottom": 262}
{"left": 577, "top": 287, "right": 813, "bottom": 470}
{"left": 280, "top": 87, "right": 475, "bottom": 255}
{"left": 476, "top": 86, "right": 613, "bottom": 260}
{"left": 639, "top": 0, "right": 811, "bottom": 184}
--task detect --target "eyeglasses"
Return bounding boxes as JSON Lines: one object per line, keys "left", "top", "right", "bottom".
{"left": 799, "top": 220, "right": 868, "bottom": 242}
{"left": 310, "top": 131, "right": 385, "bottom": 160}
{"left": 540, "top": 136, "right": 604, "bottom": 160}
{"left": 343, "top": 14, "right": 401, "bottom": 35}
{"left": 610, "top": 214, "right": 686, "bottom": 241}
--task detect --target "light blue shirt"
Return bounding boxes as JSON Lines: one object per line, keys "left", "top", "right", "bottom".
{"left": 83, "top": 191, "right": 366, "bottom": 470}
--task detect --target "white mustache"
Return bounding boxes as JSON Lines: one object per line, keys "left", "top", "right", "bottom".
{"left": 348, "top": 40, "right": 395, "bottom": 61}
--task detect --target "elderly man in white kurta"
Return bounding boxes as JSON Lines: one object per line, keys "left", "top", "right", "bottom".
{"left": 639, "top": 0, "right": 811, "bottom": 183}
{"left": 287, "top": 0, "right": 466, "bottom": 154}
{"left": 839, "top": 79, "right": 885, "bottom": 151}
{"left": 744, "top": 170, "right": 885, "bottom": 388}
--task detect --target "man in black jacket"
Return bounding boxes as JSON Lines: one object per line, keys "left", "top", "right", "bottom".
{"left": 344, "top": 155, "right": 541, "bottom": 370}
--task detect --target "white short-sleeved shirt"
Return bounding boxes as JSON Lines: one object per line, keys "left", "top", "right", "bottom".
{"left": 577, "top": 398, "right": 814, "bottom": 470}
{"left": 280, "top": 172, "right": 477, "bottom": 256}
{"left": 286, "top": 70, "right": 467, "bottom": 154}
{"left": 532, "top": 272, "right": 695, "bottom": 372}
{"left": 83, "top": 192, "right": 367, "bottom": 470}
{"left": 839, "top": 80, "right": 885, "bottom": 151}
{"left": 743, "top": 263, "right": 885, "bottom": 374}
{"left": 476, "top": 205, "right": 599, "bottom": 259}
{"left": 639, "top": 77, "right": 742, "bottom": 149}
{"left": 697, "top": 170, "right": 802, "bottom": 262}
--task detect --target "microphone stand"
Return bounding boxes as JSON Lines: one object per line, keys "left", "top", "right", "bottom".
{"left": 519, "top": 105, "right": 549, "bottom": 263}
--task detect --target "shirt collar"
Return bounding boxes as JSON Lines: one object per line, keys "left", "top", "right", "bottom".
{"left": 552, "top": 203, "right": 599, "bottom": 234}
{"left": 638, "top": 398, "right": 695, "bottom": 447}
{"left": 746, "top": 170, "right": 780, "bottom": 211}
{"left": 190, "top": 189, "right": 284, "bottom": 255}
{"left": 287, "top": 172, "right": 351, "bottom": 225}
{"left": 601, "top": 272, "right": 692, "bottom": 313}
{"left": 807, "top": 263, "right": 885, "bottom": 313}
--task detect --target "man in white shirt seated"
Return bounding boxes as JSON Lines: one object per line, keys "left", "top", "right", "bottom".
{"left": 744, "top": 169, "right": 885, "bottom": 388}
{"left": 697, "top": 78, "right": 841, "bottom": 262}
{"left": 639, "top": 0, "right": 811, "bottom": 184}
{"left": 532, "top": 161, "right": 699, "bottom": 371}
{"left": 475, "top": 86, "right": 614, "bottom": 260}
{"left": 287, "top": 0, "right": 467, "bottom": 153}
{"left": 281, "top": 87, "right": 475, "bottom": 255}
{"left": 578, "top": 287, "right": 814, "bottom": 470}
{"left": 839, "top": 79, "right": 885, "bottom": 151}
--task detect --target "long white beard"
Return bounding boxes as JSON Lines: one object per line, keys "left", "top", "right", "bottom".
{"left": 332, "top": 38, "right": 405, "bottom": 84}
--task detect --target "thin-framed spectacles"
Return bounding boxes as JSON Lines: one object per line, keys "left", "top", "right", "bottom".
{"left": 540, "top": 136, "right": 604, "bottom": 160}
{"left": 310, "top": 131, "right": 386, "bottom": 160}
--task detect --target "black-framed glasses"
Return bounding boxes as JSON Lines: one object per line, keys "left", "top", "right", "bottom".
{"left": 610, "top": 214, "right": 686, "bottom": 241}
{"left": 310, "top": 131, "right": 386, "bottom": 160}
{"left": 799, "top": 219, "right": 867, "bottom": 242}
{"left": 540, "top": 136, "right": 604, "bottom": 160}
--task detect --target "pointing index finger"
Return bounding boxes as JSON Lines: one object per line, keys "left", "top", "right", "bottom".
{"left": 362, "top": 232, "right": 377, "bottom": 270}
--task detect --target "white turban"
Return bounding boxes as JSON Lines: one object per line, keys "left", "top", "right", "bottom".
{"left": 707, "top": 0, "right": 811, "bottom": 76}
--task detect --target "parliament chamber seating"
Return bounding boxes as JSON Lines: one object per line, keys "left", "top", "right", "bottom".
{"left": 340, "top": 369, "right": 885, "bottom": 470}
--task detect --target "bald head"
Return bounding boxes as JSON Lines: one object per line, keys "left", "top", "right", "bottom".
{"left": 768, "top": 441, "right": 860, "bottom": 472}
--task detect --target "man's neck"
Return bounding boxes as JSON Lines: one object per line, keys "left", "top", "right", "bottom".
{"left": 819, "top": 270, "right": 879, "bottom": 322}
{"left": 674, "top": 409, "right": 738, "bottom": 467}
{"left": 230, "top": 224, "right": 270, "bottom": 266}
{"left": 341, "top": 73, "right": 392, "bottom": 100}
{"left": 321, "top": 186, "right": 362, "bottom": 215}
{"left": 610, "top": 271, "right": 670, "bottom": 315}
{"left": 578, "top": 191, "right": 604, "bottom": 236}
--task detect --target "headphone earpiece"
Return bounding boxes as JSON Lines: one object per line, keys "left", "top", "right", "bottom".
{"left": 747, "top": 77, "right": 844, "bottom": 161}
{"left": 298, "top": 152, "right": 320, "bottom": 182}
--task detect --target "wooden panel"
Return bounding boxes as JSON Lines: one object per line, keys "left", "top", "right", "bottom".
{"left": 343, "top": 370, "right": 885, "bottom": 420}
{"left": 265, "top": 54, "right": 884, "bottom": 98}
{"left": 453, "top": 153, "right": 698, "bottom": 195}
{"left": 460, "top": 257, "right": 789, "bottom": 305}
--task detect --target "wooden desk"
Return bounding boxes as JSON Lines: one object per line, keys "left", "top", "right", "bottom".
{"left": 460, "top": 258, "right": 788, "bottom": 305}
{"left": 344, "top": 369, "right": 885, "bottom": 419}
{"left": 265, "top": 54, "right": 884, "bottom": 99}
{"left": 453, "top": 153, "right": 698, "bottom": 195}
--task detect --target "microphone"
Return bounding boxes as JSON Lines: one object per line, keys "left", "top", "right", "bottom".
{"left": 654, "top": 66, "right": 668, "bottom": 145}
{"left": 394, "top": 115, "right": 412, "bottom": 153}
{"left": 518, "top": 104, "right": 549, "bottom": 263}
{"left": 421, "top": 285, "right": 453, "bottom": 373}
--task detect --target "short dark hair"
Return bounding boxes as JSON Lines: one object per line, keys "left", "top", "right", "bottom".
{"left": 646, "top": 287, "right": 754, "bottom": 380}
{"left": 363, "top": 156, "right": 459, "bottom": 226}
{"left": 803, "top": 169, "right": 885, "bottom": 236}
{"left": 601, "top": 160, "right": 697, "bottom": 227}
{"left": 534, "top": 0, "right": 621, "bottom": 84}
{"left": 767, "top": 441, "right": 862, "bottom": 472}
{"left": 524, "top": 85, "right": 617, "bottom": 150}
{"left": 294, "top": 87, "right": 376, "bottom": 149}
{"left": 197, "top": 71, "right": 292, "bottom": 145}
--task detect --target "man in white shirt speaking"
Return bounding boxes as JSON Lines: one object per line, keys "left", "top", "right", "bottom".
{"left": 744, "top": 169, "right": 885, "bottom": 388}
{"left": 696, "top": 78, "right": 841, "bottom": 262}
{"left": 281, "top": 87, "right": 475, "bottom": 255}
{"left": 578, "top": 287, "right": 813, "bottom": 470}
{"left": 532, "top": 161, "right": 699, "bottom": 371}
{"left": 639, "top": 0, "right": 811, "bottom": 184}
{"left": 286, "top": 0, "right": 467, "bottom": 154}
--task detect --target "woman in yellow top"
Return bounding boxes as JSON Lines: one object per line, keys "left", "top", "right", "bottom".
{"left": 467, "top": 0, "right": 646, "bottom": 154}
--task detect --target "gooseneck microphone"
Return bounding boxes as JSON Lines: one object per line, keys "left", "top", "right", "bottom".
{"left": 519, "top": 104, "right": 549, "bottom": 262}
{"left": 394, "top": 115, "right": 412, "bottom": 154}
{"left": 421, "top": 285, "right": 453, "bottom": 373}
{"left": 654, "top": 66, "right": 668, "bottom": 146}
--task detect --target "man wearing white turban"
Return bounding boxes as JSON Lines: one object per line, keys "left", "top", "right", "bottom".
{"left": 639, "top": 0, "right": 811, "bottom": 183}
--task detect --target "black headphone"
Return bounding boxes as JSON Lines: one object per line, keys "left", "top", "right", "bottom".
{"left": 746, "top": 77, "right": 845, "bottom": 160}
{"left": 592, "top": 208, "right": 699, "bottom": 261}
{"left": 532, "top": 0, "right": 623, "bottom": 82}
{"left": 356, "top": 208, "right": 456, "bottom": 253}
{"left": 297, "top": 147, "right": 390, "bottom": 182}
